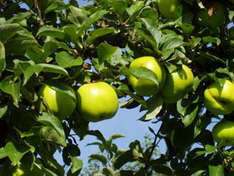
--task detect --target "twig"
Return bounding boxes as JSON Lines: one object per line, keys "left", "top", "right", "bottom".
{"left": 34, "top": 0, "right": 44, "bottom": 25}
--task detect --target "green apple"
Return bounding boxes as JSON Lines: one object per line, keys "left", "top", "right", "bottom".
{"left": 158, "top": 0, "right": 182, "bottom": 19}
{"left": 77, "top": 82, "right": 119, "bottom": 122}
{"left": 197, "top": 1, "right": 225, "bottom": 28}
{"left": 39, "top": 82, "right": 77, "bottom": 119}
{"left": 162, "top": 64, "right": 194, "bottom": 103}
{"left": 212, "top": 120, "right": 234, "bottom": 146}
{"left": 204, "top": 80, "right": 234, "bottom": 115}
{"left": 13, "top": 168, "right": 24, "bottom": 176}
{"left": 128, "top": 56, "right": 165, "bottom": 96}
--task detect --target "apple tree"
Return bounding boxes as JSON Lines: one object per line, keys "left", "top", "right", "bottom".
{"left": 0, "top": 0, "right": 233, "bottom": 175}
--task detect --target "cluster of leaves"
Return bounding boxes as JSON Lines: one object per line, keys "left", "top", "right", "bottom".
{"left": 0, "top": 0, "right": 233, "bottom": 175}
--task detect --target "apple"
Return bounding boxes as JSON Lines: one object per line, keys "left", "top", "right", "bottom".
{"left": 162, "top": 64, "right": 194, "bottom": 103}
{"left": 39, "top": 82, "right": 77, "bottom": 119}
{"left": 204, "top": 80, "right": 234, "bottom": 115}
{"left": 128, "top": 56, "right": 165, "bottom": 96}
{"left": 212, "top": 120, "right": 234, "bottom": 146}
{"left": 13, "top": 168, "right": 24, "bottom": 176}
{"left": 158, "top": 0, "right": 182, "bottom": 19}
{"left": 77, "top": 82, "right": 119, "bottom": 122}
{"left": 197, "top": 1, "right": 225, "bottom": 28}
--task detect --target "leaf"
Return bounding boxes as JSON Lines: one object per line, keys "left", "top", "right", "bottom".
{"left": 0, "top": 105, "right": 7, "bottom": 119}
{"left": 126, "top": 1, "right": 144, "bottom": 17}
{"left": 68, "top": 6, "right": 88, "bottom": 26}
{"left": 182, "top": 105, "right": 199, "bottom": 127}
{"left": 0, "top": 41, "right": 6, "bottom": 73}
{"left": 0, "top": 23, "right": 21, "bottom": 43}
{"left": 129, "top": 67, "right": 159, "bottom": 87}
{"left": 77, "top": 9, "right": 108, "bottom": 37}
{"left": 37, "top": 112, "right": 66, "bottom": 146}
{"left": 109, "top": 0, "right": 127, "bottom": 17}
{"left": 55, "top": 51, "right": 83, "bottom": 68}
{"left": 97, "top": 43, "right": 123, "bottom": 66}
{"left": 37, "top": 26, "right": 65, "bottom": 40}
{"left": 108, "top": 134, "right": 124, "bottom": 142}
{"left": 139, "top": 96, "right": 163, "bottom": 121}
{"left": 202, "top": 36, "right": 221, "bottom": 46}
{"left": 87, "top": 130, "right": 106, "bottom": 147}
{"left": 70, "top": 157, "right": 83, "bottom": 174}
{"left": 89, "top": 154, "right": 108, "bottom": 165}
{"left": 0, "top": 76, "right": 21, "bottom": 107}
{"left": 38, "top": 63, "right": 69, "bottom": 76}
{"left": 208, "top": 164, "right": 224, "bottom": 176}
{"left": 160, "top": 33, "right": 184, "bottom": 51}
{"left": 141, "top": 18, "right": 161, "bottom": 48}
{"left": 114, "top": 151, "right": 133, "bottom": 169}
{"left": 4, "top": 139, "right": 31, "bottom": 166}
{"left": 87, "top": 27, "right": 117, "bottom": 44}
{"left": 102, "top": 167, "right": 115, "bottom": 176}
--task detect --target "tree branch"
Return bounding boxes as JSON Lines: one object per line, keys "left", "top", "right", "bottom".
{"left": 34, "top": 0, "right": 44, "bottom": 25}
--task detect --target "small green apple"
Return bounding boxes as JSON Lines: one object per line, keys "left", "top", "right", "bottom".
{"left": 39, "top": 82, "right": 77, "bottom": 119}
{"left": 77, "top": 82, "right": 119, "bottom": 122}
{"left": 128, "top": 56, "right": 165, "bottom": 96}
{"left": 162, "top": 64, "right": 194, "bottom": 103}
{"left": 197, "top": 1, "right": 225, "bottom": 28}
{"left": 204, "top": 80, "right": 234, "bottom": 115}
{"left": 158, "top": 0, "right": 182, "bottom": 19}
{"left": 212, "top": 120, "right": 234, "bottom": 146}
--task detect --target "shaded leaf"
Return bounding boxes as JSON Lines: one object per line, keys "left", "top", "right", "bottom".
{"left": 0, "top": 23, "right": 21, "bottom": 43}
{"left": 55, "top": 51, "right": 83, "bottom": 68}
{"left": 70, "top": 157, "right": 83, "bottom": 174}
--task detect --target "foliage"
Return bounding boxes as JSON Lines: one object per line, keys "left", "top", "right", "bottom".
{"left": 0, "top": 0, "right": 233, "bottom": 175}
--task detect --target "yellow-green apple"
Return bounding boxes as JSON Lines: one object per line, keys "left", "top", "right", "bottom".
{"left": 204, "top": 80, "right": 234, "bottom": 115}
{"left": 158, "top": 0, "right": 182, "bottom": 19}
{"left": 162, "top": 64, "right": 194, "bottom": 103}
{"left": 128, "top": 56, "right": 165, "bottom": 96}
{"left": 197, "top": 1, "right": 225, "bottom": 28}
{"left": 39, "top": 82, "right": 77, "bottom": 119}
{"left": 212, "top": 120, "right": 234, "bottom": 146}
{"left": 77, "top": 82, "right": 119, "bottom": 122}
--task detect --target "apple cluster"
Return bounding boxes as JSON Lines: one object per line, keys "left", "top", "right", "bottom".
{"left": 39, "top": 81, "right": 119, "bottom": 122}
{"left": 127, "top": 56, "right": 234, "bottom": 147}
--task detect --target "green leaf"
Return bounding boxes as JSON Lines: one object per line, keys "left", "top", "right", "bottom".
{"left": 141, "top": 18, "right": 161, "bottom": 48}
{"left": 0, "top": 41, "right": 6, "bottom": 73}
{"left": 37, "top": 26, "right": 65, "bottom": 40}
{"left": 89, "top": 154, "right": 108, "bottom": 165}
{"left": 139, "top": 96, "right": 163, "bottom": 121}
{"left": 108, "top": 134, "right": 124, "bottom": 142}
{"left": 70, "top": 157, "right": 83, "bottom": 174}
{"left": 38, "top": 63, "right": 69, "bottom": 76}
{"left": 109, "top": 0, "right": 127, "bottom": 17}
{"left": 97, "top": 43, "right": 123, "bottom": 66}
{"left": 87, "top": 27, "right": 117, "bottom": 44}
{"left": 208, "top": 164, "right": 224, "bottom": 176}
{"left": 126, "top": 1, "right": 144, "bottom": 17}
{"left": 181, "top": 104, "right": 199, "bottom": 127}
{"left": 0, "top": 76, "right": 21, "bottom": 107}
{"left": 114, "top": 151, "right": 133, "bottom": 169}
{"left": 4, "top": 139, "right": 31, "bottom": 166}
{"left": 0, "top": 148, "right": 7, "bottom": 159}
{"left": 103, "top": 167, "right": 115, "bottom": 176}
{"left": 0, "top": 105, "right": 7, "bottom": 119}
{"left": 68, "top": 6, "right": 88, "bottom": 26}
{"left": 0, "top": 23, "right": 21, "bottom": 43}
{"left": 160, "top": 33, "right": 184, "bottom": 51}
{"left": 129, "top": 67, "right": 159, "bottom": 87}
{"left": 55, "top": 51, "right": 83, "bottom": 68}
{"left": 77, "top": 9, "right": 108, "bottom": 37}
{"left": 202, "top": 36, "right": 221, "bottom": 46}
{"left": 37, "top": 112, "right": 66, "bottom": 146}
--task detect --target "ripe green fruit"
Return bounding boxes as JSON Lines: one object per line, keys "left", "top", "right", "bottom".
{"left": 197, "top": 2, "right": 225, "bottom": 28}
{"left": 77, "top": 82, "right": 119, "bottom": 122}
{"left": 128, "top": 56, "right": 165, "bottom": 96}
{"left": 158, "top": 0, "right": 181, "bottom": 19}
{"left": 204, "top": 80, "right": 234, "bottom": 115}
{"left": 212, "top": 120, "right": 234, "bottom": 146}
{"left": 39, "top": 82, "right": 77, "bottom": 119}
{"left": 162, "top": 64, "right": 194, "bottom": 103}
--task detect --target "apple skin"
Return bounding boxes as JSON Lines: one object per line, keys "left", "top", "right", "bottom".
{"left": 212, "top": 120, "right": 234, "bottom": 146}
{"left": 77, "top": 82, "right": 119, "bottom": 122}
{"left": 128, "top": 56, "right": 165, "bottom": 96}
{"left": 197, "top": 1, "right": 225, "bottom": 28}
{"left": 162, "top": 64, "right": 194, "bottom": 103}
{"left": 158, "top": 0, "right": 181, "bottom": 19}
{"left": 39, "top": 83, "right": 77, "bottom": 119}
{"left": 204, "top": 80, "right": 234, "bottom": 115}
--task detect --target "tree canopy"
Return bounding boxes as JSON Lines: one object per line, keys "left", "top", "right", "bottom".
{"left": 0, "top": 0, "right": 233, "bottom": 175}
